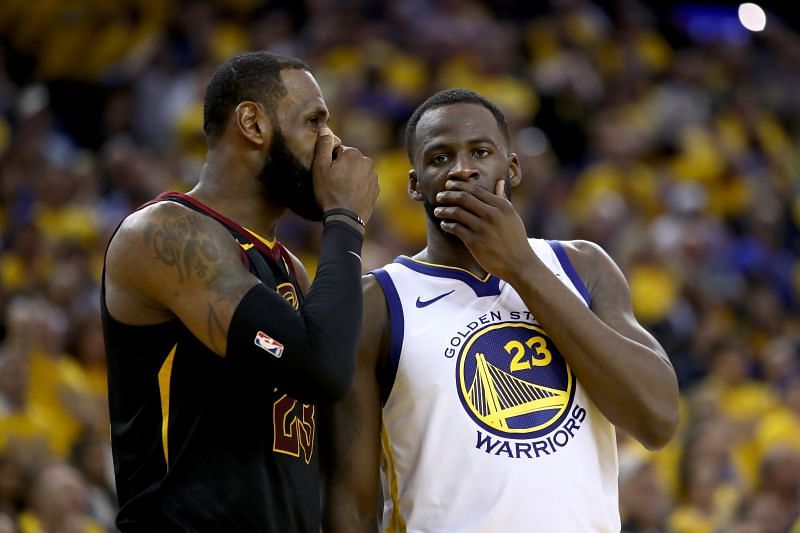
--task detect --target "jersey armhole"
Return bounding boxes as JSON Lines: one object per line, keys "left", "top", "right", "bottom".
{"left": 547, "top": 240, "right": 592, "bottom": 307}
{"left": 370, "top": 269, "right": 404, "bottom": 406}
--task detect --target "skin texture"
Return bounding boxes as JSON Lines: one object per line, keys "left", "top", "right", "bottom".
{"left": 322, "top": 102, "right": 679, "bottom": 531}
{"left": 104, "top": 68, "right": 379, "bottom": 356}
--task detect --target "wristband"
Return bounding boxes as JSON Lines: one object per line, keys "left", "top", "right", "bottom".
{"left": 323, "top": 208, "right": 365, "bottom": 228}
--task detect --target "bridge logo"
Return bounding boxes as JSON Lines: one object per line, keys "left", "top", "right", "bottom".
{"left": 456, "top": 322, "right": 574, "bottom": 439}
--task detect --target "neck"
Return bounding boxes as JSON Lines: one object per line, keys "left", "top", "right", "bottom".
{"left": 415, "top": 223, "right": 488, "bottom": 279}
{"left": 189, "top": 147, "right": 285, "bottom": 241}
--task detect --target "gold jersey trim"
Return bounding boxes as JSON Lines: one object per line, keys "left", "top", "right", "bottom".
{"left": 243, "top": 226, "right": 276, "bottom": 249}
{"left": 381, "top": 424, "right": 406, "bottom": 533}
{"left": 158, "top": 344, "right": 177, "bottom": 467}
{"left": 401, "top": 255, "right": 492, "bottom": 282}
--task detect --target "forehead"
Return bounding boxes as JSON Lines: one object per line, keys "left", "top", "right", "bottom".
{"left": 278, "top": 69, "right": 326, "bottom": 115}
{"left": 415, "top": 103, "right": 505, "bottom": 152}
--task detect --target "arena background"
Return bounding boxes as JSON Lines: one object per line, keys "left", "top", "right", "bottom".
{"left": 0, "top": 1, "right": 798, "bottom": 531}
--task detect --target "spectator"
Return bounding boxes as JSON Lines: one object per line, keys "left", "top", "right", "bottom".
{"left": 0, "top": 0, "right": 798, "bottom": 529}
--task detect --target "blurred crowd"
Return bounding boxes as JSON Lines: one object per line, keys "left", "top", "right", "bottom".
{"left": 0, "top": 0, "right": 798, "bottom": 531}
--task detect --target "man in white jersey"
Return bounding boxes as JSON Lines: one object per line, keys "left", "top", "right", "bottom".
{"left": 323, "top": 89, "right": 679, "bottom": 532}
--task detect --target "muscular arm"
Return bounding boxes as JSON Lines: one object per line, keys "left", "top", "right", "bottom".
{"left": 437, "top": 180, "right": 679, "bottom": 449}
{"left": 512, "top": 240, "right": 679, "bottom": 449}
{"left": 322, "top": 275, "right": 387, "bottom": 532}
{"left": 104, "top": 201, "right": 364, "bottom": 403}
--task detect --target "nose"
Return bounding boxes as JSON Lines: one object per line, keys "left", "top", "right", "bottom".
{"left": 331, "top": 131, "right": 342, "bottom": 149}
{"left": 324, "top": 129, "right": 344, "bottom": 160}
{"left": 447, "top": 153, "right": 479, "bottom": 181}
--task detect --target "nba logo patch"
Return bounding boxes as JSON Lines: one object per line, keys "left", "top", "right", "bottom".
{"left": 254, "top": 331, "right": 284, "bottom": 358}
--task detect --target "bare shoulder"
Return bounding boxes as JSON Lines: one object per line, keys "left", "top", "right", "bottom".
{"left": 362, "top": 272, "right": 383, "bottom": 296}
{"left": 553, "top": 240, "right": 668, "bottom": 358}
{"left": 362, "top": 273, "right": 388, "bottom": 313}
{"left": 555, "top": 240, "right": 623, "bottom": 293}
{"left": 105, "top": 201, "right": 246, "bottom": 323}
{"left": 557, "top": 239, "right": 609, "bottom": 263}
{"left": 553, "top": 238, "right": 642, "bottom": 333}
{"left": 106, "top": 200, "right": 243, "bottom": 285}
{"left": 359, "top": 273, "right": 390, "bottom": 366}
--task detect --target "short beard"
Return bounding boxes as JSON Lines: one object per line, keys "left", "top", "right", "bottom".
{"left": 259, "top": 130, "right": 323, "bottom": 221}
{"left": 422, "top": 195, "right": 461, "bottom": 243}
{"left": 423, "top": 176, "right": 512, "bottom": 238}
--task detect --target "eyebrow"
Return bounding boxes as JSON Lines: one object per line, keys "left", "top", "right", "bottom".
{"left": 421, "top": 137, "right": 499, "bottom": 155}
{"left": 305, "top": 105, "right": 329, "bottom": 119}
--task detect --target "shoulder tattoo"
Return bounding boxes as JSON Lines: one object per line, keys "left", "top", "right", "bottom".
{"left": 142, "top": 210, "right": 227, "bottom": 291}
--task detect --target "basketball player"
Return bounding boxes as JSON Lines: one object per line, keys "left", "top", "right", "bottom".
{"left": 102, "top": 52, "right": 378, "bottom": 531}
{"left": 323, "top": 89, "right": 679, "bottom": 532}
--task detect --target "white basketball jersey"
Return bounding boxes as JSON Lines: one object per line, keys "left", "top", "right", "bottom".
{"left": 371, "top": 239, "right": 619, "bottom": 533}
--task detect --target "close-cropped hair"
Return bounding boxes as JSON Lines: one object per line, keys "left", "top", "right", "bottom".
{"left": 203, "top": 51, "right": 309, "bottom": 138}
{"left": 404, "top": 88, "right": 511, "bottom": 161}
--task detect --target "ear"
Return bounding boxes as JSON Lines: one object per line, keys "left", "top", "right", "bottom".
{"left": 507, "top": 152, "right": 522, "bottom": 187}
{"left": 234, "top": 101, "right": 271, "bottom": 147}
{"left": 408, "top": 169, "right": 423, "bottom": 202}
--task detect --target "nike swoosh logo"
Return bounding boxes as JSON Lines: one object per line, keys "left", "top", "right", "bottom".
{"left": 347, "top": 251, "right": 362, "bottom": 263}
{"left": 416, "top": 290, "right": 455, "bottom": 308}
{"left": 238, "top": 241, "right": 255, "bottom": 251}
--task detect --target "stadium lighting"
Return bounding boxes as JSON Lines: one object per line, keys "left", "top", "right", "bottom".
{"left": 738, "top": 3, "right": 766, "bottom": 32}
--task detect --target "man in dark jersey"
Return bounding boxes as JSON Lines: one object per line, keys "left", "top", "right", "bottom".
{"left": 101, "top": 52, "right": 378, "bottom": 532}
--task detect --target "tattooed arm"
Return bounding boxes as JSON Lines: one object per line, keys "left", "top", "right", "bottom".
{"left": 104, "top": 201, "right": 365, "bottom": 402}
{"left": 104, "top": 201, "right": 257, "bottom": 355}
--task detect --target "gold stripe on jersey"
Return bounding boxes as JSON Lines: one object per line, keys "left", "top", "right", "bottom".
{"left": 401, "top": 256, "right": 492, "bottom": 281}
{"left": 381, "top": 424, "right": 406, "bottom": 533}
{"left": 158, "top": 344, "right": 177, "bottom": 467}
{"left": 243, "top": 226, "right": 276, "bottom": 249}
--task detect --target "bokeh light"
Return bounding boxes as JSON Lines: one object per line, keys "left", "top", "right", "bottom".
{"left": 739, "top": 3, "right": 767, "bottom": 32}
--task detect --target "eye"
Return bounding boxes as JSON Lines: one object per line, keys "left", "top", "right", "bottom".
{"left": 474, "top": 148, "right": 491, "bottom": 158}
{"left": 431, "top": 154, "right": 449, "bottom": 165}
{"left": 308, "top": 116, "right": 320, "bottom": 127}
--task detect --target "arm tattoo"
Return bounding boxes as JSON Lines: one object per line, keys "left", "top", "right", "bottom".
{"left": 143, "top": 210, "right": 243, "bottom": 299}
{"left": 142, "top": 209, "right": 248, "bottom": 351}
{"left": 142, "top": 215, "right": 187, "bottom": 281}
{"left": 143, "top": 211, "right": 226, "bottom": 286}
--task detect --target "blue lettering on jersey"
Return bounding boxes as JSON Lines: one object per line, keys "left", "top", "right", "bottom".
{"left": 444, "top": 311, "right": 503, "bottom": 358}
{"left": 475, "top": 404, "right": 587, "bottom": 459}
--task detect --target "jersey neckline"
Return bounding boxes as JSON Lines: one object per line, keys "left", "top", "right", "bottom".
{"left": 155, "top": 191, "right": 283, "bottom": 261}
{"left": 393, "top": 256, "right": 502, "bottom": 297}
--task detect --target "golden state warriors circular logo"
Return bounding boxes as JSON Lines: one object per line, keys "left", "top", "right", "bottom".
{"left": 456, "top": 322, "right": 575, "bottom": 439}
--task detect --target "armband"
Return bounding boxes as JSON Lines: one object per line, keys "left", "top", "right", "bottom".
{"left": 323, "top": 208, "right": 365, "bottom": 228}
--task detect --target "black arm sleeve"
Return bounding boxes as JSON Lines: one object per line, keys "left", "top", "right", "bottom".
{"left": 226, "top": 220, "right": 364, "bottom": 403}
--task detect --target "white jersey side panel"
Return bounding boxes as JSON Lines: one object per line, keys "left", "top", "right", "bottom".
{"left": 372, "top": 239, "right": 619, "bottom": 533}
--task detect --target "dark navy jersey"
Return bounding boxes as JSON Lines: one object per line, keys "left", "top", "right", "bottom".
{"left": 102, "top": 192, "right": 319, "bottom": 532}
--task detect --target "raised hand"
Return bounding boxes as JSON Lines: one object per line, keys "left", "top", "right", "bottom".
{"left": 312, "top": 127, "right": 379, "bottom": 223}
{"left": 434, "top": 178, "right": 535, "bottom": 281}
